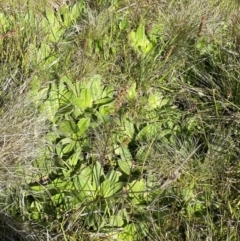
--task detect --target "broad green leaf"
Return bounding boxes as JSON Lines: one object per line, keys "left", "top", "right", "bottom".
{"left": 58, "top": 138, "right": 72, "bottom": 146}
{"left": 72, "top": 107, "right": 83, "bottom": 119}
{"left": 59, "top": 90, "right": 73, "bottom": 105}
{"left": 30, "top": 201, "right": 43, "bottom": 220}
{"left": 119, "top": 18, "right": 129, "bottom": 30}
{"left": 148, "top": 93, "right": 169, "bottom": 110}
{"left": 59, "top": 75, "right": 76, "bottom": 94}
{"left": 124, "top": 118, "right": 135, "bottom": 138}
{"left": 101, "top": 85, "right": 114, "bottom": 98}
{"left": 45, "top": 8, "right": 55, "bottom": 26}
{"left": 111, "top": 182, "right": 125, "bottom": 195}
{"left": 157, "top": 129, "right": 172, "bottom": 139}
{"left": 119, "top": 223, "right": 137, "bottom": 241}
{"left": 128, "top": 24, "right": 153, "bottom": 54}
{"left": 73, "top": 169, "right": 95, "bottom": 200}
{"left": 99, "top": 180, "right": 123, "bottom": 198}
{"left": 77, "top": 118, "right": 90, "bottom": 137}
{"left": 181, "top": 178, "right": 195, "bottom": 202}
{"left": 49, "top": 178, "right": 73, "bottom": 191}
{"left": 106, "top": 169, "right": 121, "bottom": 185}
{"left": 52, "top": 193, "right": 64, "bottom": 206}
{"left": 71, "top": 96, "right": 85, "bottom": 108}
{"left": 62, "top": 141, "right": 75, "bottom": 154}
{"left": 127, "top": 82, "right": 137, "bottom": 100}
{"left": 68, "top": 152, "right": 80, "bottom": 166}
{"left": 43, "top": 99, "right": 59, "bottom": 123}
{"left": 29, "top": 184, "right": 44, "bottom": 192}
{"left": 60, "top": 195, "right": 76, "bottom": 211}
{"left": 58, "top": 5, "right": 71, "bottom": 27}
{"left": 115, "top": 146, "right": 132, "bottom": 161}
{"left": 70, "top": 1, "right": 85, "bottom": 22}
{"left": 136, "top": 145, "right": 148, "bottom": 163}
{"left": 135, "top": 24, "right": 149, "bottom": 49}
{"left": 99, "top": 103, "right": 115, "bottom": 116}
{"left": 108, "top": 215, "right": 124, "bottom": 227}
{"left": 89, "top": 75, "right": 103, "bottom": 100}
{"left": 59, "top": 120, "right": 78, "bottom": 135}
{"left": 115, "top": 147, "right": 132, "bottom": 175}
{"left": 60, "top": 138, "right": 73, "bottom": 153}
{"left": 99, "top": 179, "right": 111, "bottom": 198}
{"left": 45, "top": 8, "right": 62, "bottom": 41}
{"left": 128, "top": 179, "right": 146, "bottom": 196}
{"left": 92, "top": 162, "right": 104, "bottom": 190}
{"left": 118, "top": 208, "right": 130, "bottom": 224}
{"left": 128, "top": 179, "right": 146, "bottom": 205}
{"left": 136, "top": 124, "right": 157, "bottom": 141}
{"left": 93, "top": 97, "right": 115, "bottom": 106}
{"left": 117, "top": 159, "right": 131, "bottom": 175}
{"left": 0, "top": 13, "right": 11, "bottom": 31}
{"left": 79, "top": 88, "right": 93, "bottom": 109}
{"left": 39, "top": 17, "right": 49, "bottom": 30}
{"left": 56, "top": 104, "right": 74, "bottom": 116}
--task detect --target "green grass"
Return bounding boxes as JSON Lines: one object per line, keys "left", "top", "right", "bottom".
{"left": 0, "top": 0, "right": 240, "bottom": 240}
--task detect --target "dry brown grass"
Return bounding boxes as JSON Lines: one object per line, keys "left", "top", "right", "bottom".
{"left": 0, "top": 88, "right": 48, "bottom": 188}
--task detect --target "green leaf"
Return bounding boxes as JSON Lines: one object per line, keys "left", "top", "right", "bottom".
{"left": 45, "top": 8, "right": 55, "bottom": 26}
{"left": 135, "top": 24, "right": 149, "bottom": 48}
{"left": 124, "top": 118, "right": 135, "bottom": 138}
{"left": 99, "top": 179, "right": 123, "bottom": 198}
{"left": 59, "top": 120, "right": 78, "bottom": 135}
{"left": 42, "top": 86, "right": 59, "bottom": 122}
{"left": 128, "top": 24, "right": 153, "bottom": 54}
{"left": 101, "top": 85, "right": 114, "bottom": 98}
{"left": 136, "top": 124, "right": 157, "bottom": 141}
{"left": 56, "top": 104, "right": 74, "bottom": 116}
{"left": 108, "top": 215, "right": 124, "bottom": 227}
{"left": 99, "top": 103, "right": 115, "bottom": 116}
{"left": 128, "top": 179, "right": 146, "bottom": 198}
{"left": 59, "top": 90, "right": 74, "bottom": 105}
{"left": 68, "top": 152, "right": 80, "bottom": 167}
{"left": 106, "top": 169, "right": 121, "bottom": 185}
{"left": 92, "top": 162, "right": 104, "bottom": 189}
{"left": 127, "top": 82, "right": 137, "bottom": 100}
{"left": 93, "top": 97, "right": 115, "bottom": 106}
{"left": 70, "top": 1, "right": 85, "bottom": 22}
{"left": 77, "top": 118, "right": 90, "bottom": 137}
{"left": 119, "top": 223, "right": 137, "bottom": 241}
{"left": 117, "top": 160, "right": 132, "bottom": 175}
{"left": 119, "top": 18, "right": 129, "bottom": 30}
{"left": 73, "top": 168, "right": 95, "bottom": 201}
{"left": 99, "top": 179, "right": 111, "bottom": 198}
{"left": 62, "top": 139, "right": 76, "bottom": 154}
{"left": 29, "top": 184, "right": 44, "bottom": 192}
{"left": 52, "top": 193, "right": 65, "bottom": 206}
{"left": 148, "top": 93, "right": 169, "bottom": 110}
{"left": 79, "top": 88, "right": 93, "bottom": 109}
{"left": 58, "top": 5, "right": 71, "bottom": 27}
{"left": 116, "top": 146, "right": 132, "bottom": 175}
{"left": 48, "top": 178, "right": 73, "bottom": 192}
{"left": 115, "top": 146, "right": 132, "bottom": 161}
{"left": 89, "top": 75, "right": 103, "bottom": 100}
{"left": 29, "top": 201, "right": 43, "bottom": 220}
{"left": 136, "top": 145, "right": 148, "bottom": 163}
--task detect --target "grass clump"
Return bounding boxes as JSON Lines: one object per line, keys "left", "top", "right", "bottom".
{"left": 0, "top": 0, "right": 240, "bottom": 240}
